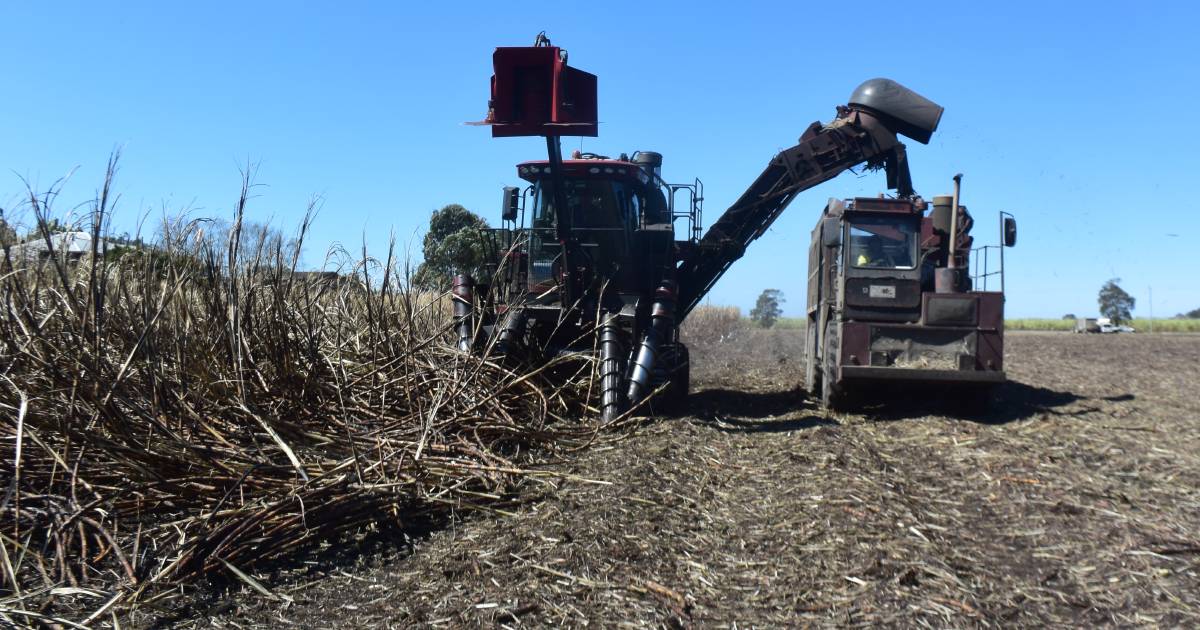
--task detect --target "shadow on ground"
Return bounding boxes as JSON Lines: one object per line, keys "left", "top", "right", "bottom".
{"left": 685, "top": 378, "right": 1135, "bottom": 428}
{"left": 684, "top": 387, "right": 835, "bottom": 433}
{"left": 847, "top": 380, "right": 1130, "bottom": 424}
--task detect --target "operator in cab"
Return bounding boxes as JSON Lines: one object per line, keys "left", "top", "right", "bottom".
{"left": 855, "top": 237, "right": 886, "bottom": 267}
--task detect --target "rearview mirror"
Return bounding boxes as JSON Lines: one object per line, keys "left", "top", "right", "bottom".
{"left": 501, "top": 186, "right": 520, "bottom": 222}
{"left": 1003, "top": 216, "right": 1017, "bottom": 247}
{"left": 821, "top": 217, "right": 842, "bottom": 247}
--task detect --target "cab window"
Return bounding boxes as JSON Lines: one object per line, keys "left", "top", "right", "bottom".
{"left": 849, "top": 216, "right": 917, "bottom": 269}
{"left": 532, "top": 178, "right": 621, "bottom": 229}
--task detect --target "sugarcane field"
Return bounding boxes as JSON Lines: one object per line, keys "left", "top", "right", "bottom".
{"left": 3, "top": 5, "right": 1199, "bottom": 629}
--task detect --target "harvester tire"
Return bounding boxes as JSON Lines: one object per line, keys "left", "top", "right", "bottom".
{"left": 654, "top": 343, "right": 690, "bottom": 415}
{"left": 668, "top": 343, "right": 691, "bottom": 408}
{"left": 805, "top": 319, "right": 820, "bottom": 396}
{"left": 820, "top": 320, "right": 842, "bottom": 411}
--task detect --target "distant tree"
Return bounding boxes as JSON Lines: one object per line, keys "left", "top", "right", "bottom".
{"left": 1179, "top": 307, "right": 1200, "bottom": 319}
{"left": 0, "top": 215, "right": 16, "bottom": 247}
{"left": 1062, "top": 313, "right": 1076, "bottom": 320}
{"left": 23, "top": 217, "right": 68, "bottom": 240}
{"left": 414, "top": 204, "right": 490, "bottom": 291}
{"left": 1098, "top": 278, "right": 1135, "bottom": 324}
{"left": 196, "top": 219, "right": 299, "bottom": 270}
{"left": 240, "top": 221, "right": 299, "bottom": 265}
{"left": 749, "top": 289, "right": 785, "bottom": 328}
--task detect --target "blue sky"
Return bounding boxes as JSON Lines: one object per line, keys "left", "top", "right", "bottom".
{"left": 3, "top": 2, "right": 1197, "bottom": 318}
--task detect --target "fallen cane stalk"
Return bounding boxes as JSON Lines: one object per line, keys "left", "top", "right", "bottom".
{"left": 0, "top": 161, "right": 633, "bottom": 625}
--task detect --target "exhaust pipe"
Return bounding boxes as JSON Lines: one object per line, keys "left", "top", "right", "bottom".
{"left": 934, "top": 174, "right": 964, "bottom": 293}
{"left": 452, "top": 273, "right": 475, "bottom": 352}
{"left": 626, "top": 280, "right": 677, "bottom": 403}
{"left": 948, "top": 173, "right": 962, "bottom": 269}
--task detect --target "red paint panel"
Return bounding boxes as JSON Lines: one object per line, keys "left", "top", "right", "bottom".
{"left": 840, "top": 322, "right": 871, "bottom": 366}
{"left": 976, "top": 292, "right": 1004, "bottom": 331}
{"left": 851, "top": 197, "right": 917, "bottom": 213}
{"left": 488, "top": 47, "right": 598, "bottom": 137}
{"left": 977, "top": 330, "right": 1004, "bottom": 371}
{"left": 516, "top": 160, "right": 647, "bottom": 182}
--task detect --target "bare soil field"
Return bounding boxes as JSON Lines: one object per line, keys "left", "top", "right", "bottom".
{"left": 200, "top": 331, "right": 1200, "bottom": 628}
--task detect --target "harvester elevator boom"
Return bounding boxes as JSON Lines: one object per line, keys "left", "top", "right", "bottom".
{"left": 674, "top": 78, "right": 944, "bottom": 320}
{"left": 473, "top": 42, "right": 944, "bottom": 419}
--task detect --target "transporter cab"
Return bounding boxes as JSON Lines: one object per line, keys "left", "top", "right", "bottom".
{"left": 805, "top": 179, "right": 1017, "bottom": 410}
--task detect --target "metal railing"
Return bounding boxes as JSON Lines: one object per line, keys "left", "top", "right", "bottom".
{"left": 969, "top": 211, "right": 1014, "bottom": 293}
{"left": 666, "top": 178, "right": 704, "bottom": 243}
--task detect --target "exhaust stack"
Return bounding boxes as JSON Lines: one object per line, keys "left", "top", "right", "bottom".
{"left": 934, "top": 174, "right": 964, "bottom": 293}
{"left": 633, "top": 151, "right": 663, "bottom": 180}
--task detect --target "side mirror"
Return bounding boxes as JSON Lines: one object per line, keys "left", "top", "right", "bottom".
{"left": 1003, "top": 216, "right": 1017, "bottom": 247}
{"left": 821, "top": 217, "right": 842, "bottom": 247}
{"left": 501, "top": 186, "right": 520, "bottom": 222}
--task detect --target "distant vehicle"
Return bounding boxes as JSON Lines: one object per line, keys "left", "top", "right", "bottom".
{"left": 1076, "top": 317, "right": 1134, "bottom": 333}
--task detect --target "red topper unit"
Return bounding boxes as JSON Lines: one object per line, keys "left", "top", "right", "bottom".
{"left": 486, "top": 45, "right": 597, "bottom": 137}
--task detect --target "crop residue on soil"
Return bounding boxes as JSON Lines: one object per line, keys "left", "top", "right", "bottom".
{"left": 207, "top": 331, "right": 1200, "bottom": 628}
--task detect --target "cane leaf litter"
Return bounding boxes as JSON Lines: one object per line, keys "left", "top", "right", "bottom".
{"left": 2, "top": 170, "right": 1197, "bottom": 628}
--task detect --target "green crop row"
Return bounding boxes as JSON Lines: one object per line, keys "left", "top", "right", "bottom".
{"left": 1007, "top": 318, "right": 1200, "bottom": 332}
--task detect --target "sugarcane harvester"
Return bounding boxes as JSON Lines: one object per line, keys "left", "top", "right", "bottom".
{"left": 459, "top": 35, "right": 945, "bottom": 420}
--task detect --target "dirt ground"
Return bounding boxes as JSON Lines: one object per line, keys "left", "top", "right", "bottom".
{"left": 198, "top": 331, "right": 1200, "bottom": 628}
